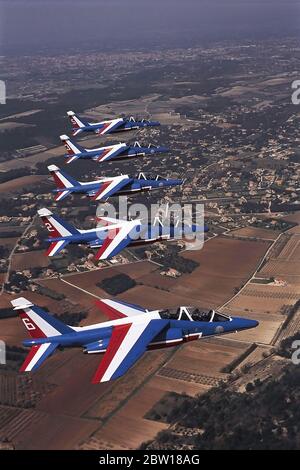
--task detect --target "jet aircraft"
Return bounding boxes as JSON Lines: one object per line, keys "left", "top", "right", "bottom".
{"left": 38, "top": 209, "right": 208, "bottom": 260}
{"left": 60, "top": 134, "right": 168, "bottom": 164}
{"left": 12, "top": 297, "right": 259, "bottom": 383}
{"left": 48, "top": 165, "right": 183, "bottom": 202}
{"left": 67, "top": 111, "right": 160, "bottom": 137}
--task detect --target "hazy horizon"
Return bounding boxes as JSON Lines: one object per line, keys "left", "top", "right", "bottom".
{"left": 1, "top": 0, "right": 300, "bottom": 55}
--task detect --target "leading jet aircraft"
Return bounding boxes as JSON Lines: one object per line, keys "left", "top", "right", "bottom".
{"left": 12, "top": 297, "right": 259, "bottom": 383}
{"left": 38, "top": 209, "right": 208, "bottom": 260}
{"left": 48, "top": 165, "right": 183, "bottom": 202}
{"left": 60, "top": 134, "right": 168, "bottom": 164}
{"left": 67, "top": 110, "right": 160, "bottom": 137}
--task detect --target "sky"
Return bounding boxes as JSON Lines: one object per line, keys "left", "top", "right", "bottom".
{"left": 1, "top": 0, "right": 299, "bottom": 55}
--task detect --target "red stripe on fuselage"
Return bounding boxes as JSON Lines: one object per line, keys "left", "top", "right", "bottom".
{"left": 85, "top": 335, "right": 199, "bottom": 358}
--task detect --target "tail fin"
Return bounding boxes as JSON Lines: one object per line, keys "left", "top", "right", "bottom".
{"left": 60, "top": 134, "right": 85, "bottom": 162}
{"left": 38, "top": 208, "right": 79, "bottom": 238}
{"left": 11, "top": 297, "right": 73, "bottom": 338}
{"left": 48, "top": 165, "right": 80, "bottom": 201}
{"left": 11, "top": 298, "right": 73, "bottom": 372}
{"left": 67, "top": 111, "right": 88, "bottom": 136}
{"left": 38, "top": 208, "right": 80, "bottom": 256}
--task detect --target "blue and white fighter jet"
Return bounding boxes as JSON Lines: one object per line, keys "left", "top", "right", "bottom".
{"left": 12, "top": 297, "right": 258, "bottom": 384}
{"left": 60, "top": 135, "right": 168, "bottom": 164}
{"left": 37, "top": 209, "right": 208, "bottom": 260}
{"left": 67, "top": 111, "right": 160, "bottom": 137}
{"left": 48, "top": 165, "right": 183, "bottom": 202}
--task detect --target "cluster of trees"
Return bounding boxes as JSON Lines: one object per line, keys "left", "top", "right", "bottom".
{"left": 0, "top": 307, "right": 17, "bottom": 319}
{"left": 153, "top": 245, "right": 199, "bottom": 273}
{"left": 0, "top": 346, "right": 27, "bottom": 371}
{"left": 241, "top": 202, "right": 300, "bottom": 214}
{"left": 145, "top": 392, "right": 190, "bottom": 424}
{"left": 53, "top": 311, "right": 87, "bottom": 327}
{"left": 0, "top": 231, "right": 21, "bottom": 239}
{"left": 143, "top": 364, "right": 300, "bottom": 450}
{"left": 277, "top": 299, "right": 300, "bottom": 358}
{"left": 6, "top": 271, "right": 29, "bottom": 291}
{"left": 0, "top": 246, "right": 9, "bottom": 258}
{"left": 36, "top": 285, "right": 65, "bottom": 301}
{"left": 0, "top": 168, "right": 32, "bottom": 185}
{"left": 252, "top": 219, "right": 294, "bottom": 232}
{"left": 0, "top": 198, "right": 36, "bottom": 217}
{"left": 98, "top": 273, "right": 136, "bottom": 295}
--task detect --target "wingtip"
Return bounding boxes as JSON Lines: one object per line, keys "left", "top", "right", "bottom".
{"left": 47, "top": 164, "right": 59, "bottom": 171}
{"left": 11, "top": 297, "right": 33, "bottom": 310}
{"left": 38, "top": 208, "right": 52, "bottom": 217}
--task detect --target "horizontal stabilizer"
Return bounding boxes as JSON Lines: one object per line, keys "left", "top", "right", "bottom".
{"left": 20, "top": 343, "right": 58, "bottom": 372}
{"left": 65, "top": 154, "right": 81, "bottom": 164}
{"left": 72, "top": 128, "right": 83, "bottom": 137}
{"left": 46, "top": 240, "right": 69, "bottom": 257}
{"left": 54, "top": 190, "right": 72, "bottom": 201}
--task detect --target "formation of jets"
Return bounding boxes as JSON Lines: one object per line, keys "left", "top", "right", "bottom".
{"left": 12, "top": 108, "right": 259, "bottom": 383}
{"left": 12, "top": 297, "right": 258, "bottom": 383}
{"left": 40, "top": 109, "right": 199, "bottom": 261}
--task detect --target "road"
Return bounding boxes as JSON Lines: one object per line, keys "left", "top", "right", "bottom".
{"left": 0, "top": 216, "right": 37, "bottom": 296}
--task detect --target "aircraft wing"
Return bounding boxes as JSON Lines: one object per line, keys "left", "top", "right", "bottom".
{"left": 95, "top": 298, "right": 147, "bottom": 320}
{"left": 92, "top": 319, "right": 169, "bottom": 383}
{"left": 46, "top": 240, "right": 69, "bottom": 257}
{"left": 92, "top": 177, "right": 132, "bottom": 201}
{"left": 97, "top": 119, "right": 124, "bottom": 136}
{"left": 96, "top": 144, "right": 128, "bottom": 163}
{"left": 94, "top": 220, "right": 141, "bottom": 260}
{"left": 97, "top": 215, "right": 129, "bottom": 226}
{"left": 65, "top": 154, "right": 81, "bottom": 164}
{"left": 54, "top": 190, "right": 72, "bottom": 201}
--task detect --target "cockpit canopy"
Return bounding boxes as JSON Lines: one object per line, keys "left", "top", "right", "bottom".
{"left": 159, "top": 306, "right": 231, "bottom": 322}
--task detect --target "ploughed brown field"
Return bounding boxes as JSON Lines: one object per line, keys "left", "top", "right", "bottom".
{"left": 173, "top": 237, "right": 271, "bottom": 308}
{"left": 11, "top": 250, "right": 50, "bottom": 271}
{"left": 0, "top": 175, "right": 46, "bottom": 194}
{"left": 229, "top": 226, "right": 280, "bottom": 240}
{"left": 222, "top": 223, "right": 300, "bottom": 344}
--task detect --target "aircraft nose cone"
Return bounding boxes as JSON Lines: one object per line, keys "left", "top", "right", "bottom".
{"left": 171, "top": 179, "right": 183, "bottom": 186}
{"left": 237, "top": 318, "right": 259, "bottom": 330}
{"left": 248, "top": 319, "right": 259, "bottom": 329}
